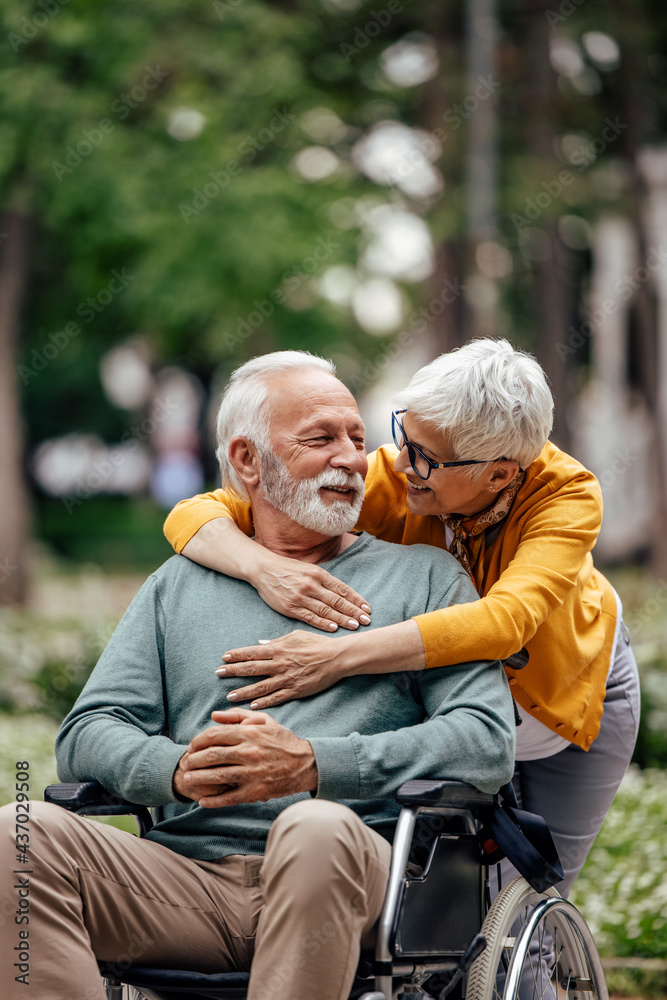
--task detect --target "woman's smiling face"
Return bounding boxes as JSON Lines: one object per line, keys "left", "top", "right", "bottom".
{"left": 392, "top": 412, "right": 519, "bottom": 517}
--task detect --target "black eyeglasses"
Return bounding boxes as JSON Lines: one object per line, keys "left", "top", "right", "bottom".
{"left": 391, "top": 409, "right": 508, "bottom": 481}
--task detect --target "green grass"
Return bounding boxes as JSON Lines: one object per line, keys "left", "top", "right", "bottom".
{"left": 607, "top": 566, "right": 667, "bottom": 769}
{"left": 0, "top": 714, "right": 61, "bottom": 805}
{"left": 0, "top": 713, "right": 138, "bottom": 835}
{"left": 571, "top": 767, "right": 667, "bottom": 957}
{"left": 0, "top": 604, "right": 114, "bottom": 719}
{"left": 571, "top": 768, "right": 667, "bottom": 997}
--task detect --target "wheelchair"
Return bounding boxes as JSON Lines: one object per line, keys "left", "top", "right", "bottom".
{"left": 44, "top": 779, "right": 608, "bottom": 1000}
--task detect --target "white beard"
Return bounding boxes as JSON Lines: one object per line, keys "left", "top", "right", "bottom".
{"left": 260, "top": 452, "right": 364, "bottom": 536}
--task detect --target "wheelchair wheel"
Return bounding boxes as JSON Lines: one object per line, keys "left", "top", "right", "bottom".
{"left": 466, "top": 876, "right": 608, "bottom": 1000}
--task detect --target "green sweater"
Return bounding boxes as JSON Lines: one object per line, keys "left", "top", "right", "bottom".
{"left": 56, "top": 533, "right": 515, "bottom": 859}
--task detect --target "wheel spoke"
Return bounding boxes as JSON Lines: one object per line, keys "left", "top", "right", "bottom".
{"left": 465, "top": 878, "right": 608, "bottom": 1000}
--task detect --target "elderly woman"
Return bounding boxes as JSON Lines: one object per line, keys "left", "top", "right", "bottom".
{"left": 164, "top": 338, "right": 639, "bottom": 898}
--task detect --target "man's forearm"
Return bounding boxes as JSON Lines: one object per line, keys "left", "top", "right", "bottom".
{"left": 310, "top": 660, "right": 515, "bottom": 800}
{"left": 172, "top": 752, "right": 195, "bottom": 802}
{"left": 56, "top": 714, "right": 188, "bottom": 807}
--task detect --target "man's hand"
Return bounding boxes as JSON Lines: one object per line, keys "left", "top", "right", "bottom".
{"left": 172, "top": 708, "right": 318, "bottom": 808}
{"left": 173, "top": 750, "right": 229, "bottom": 803}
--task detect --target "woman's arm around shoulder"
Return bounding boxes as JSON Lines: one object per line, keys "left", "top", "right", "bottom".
{"left": 164, "top": 489, "right": 253, "bottom": 554}
{"left": 163, "top": 488, "right": 372, "bottom": 630}
{"left": 161, "top": 446, "right": 411, "bottom": 629}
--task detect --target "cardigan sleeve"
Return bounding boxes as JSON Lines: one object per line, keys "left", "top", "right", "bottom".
{"left": 163, "top": 489, "right": 255, "bottom": 553}
{"left": 414, "top": 470, "right": 604, "bottom": 666}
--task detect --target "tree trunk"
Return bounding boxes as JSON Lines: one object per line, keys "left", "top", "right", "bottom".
{"left": 415, "top": 6, "right": 468, "bottom": 357}
{"left": 524, "top": 0, "right": 571, "bottom": 452}
{"left": 0, "top": 210, "right": 33, "bottom": 605}
{"left": 463, "top": 0, "right": 500, "bottom": 340}
{"left": 465, "top": 0, "right": 497, "bottom": 244}
{"left": 616, "top": 0, "right": 667, "bottom": 574}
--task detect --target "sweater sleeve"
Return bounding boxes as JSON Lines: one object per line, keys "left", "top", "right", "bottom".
{"left": 55, "top": 575, "right": 186, "bottom": 806}
{"left": 163, "top": 489, "right": 254, "bottom": 553}
{"left": 415, "top": 471, "right": 604, "bottom": 666}
{"left": 309, "top": 658, "right": 515, "bottom": 798}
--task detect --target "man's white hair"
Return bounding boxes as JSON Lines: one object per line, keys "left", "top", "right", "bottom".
{"left": 215, "top": 350, "right": 337, "bottom": 499}
{"left": 395, "top": 338, "right": 553, "bottom": 476}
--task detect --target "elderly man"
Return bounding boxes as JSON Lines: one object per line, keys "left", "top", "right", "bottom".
{"left": 0, "top": 351, "right": 515, "bottom": 1000}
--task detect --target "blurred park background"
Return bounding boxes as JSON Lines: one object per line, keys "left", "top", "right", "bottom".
{"left": 1, "top": 0, "right": 667, "bottom": 992}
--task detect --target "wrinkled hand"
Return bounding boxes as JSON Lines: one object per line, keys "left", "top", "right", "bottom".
{"left": 254, "top": 554, "right": 372, "bottom": 632}
{"left": 173, "top": 749, "right": 231, "bottom": 803}
{"left": 173, "top": 708, "right": 318, "bottom": 808}
{"left": 218, "top": 629, "right": 350, "bottom": 710}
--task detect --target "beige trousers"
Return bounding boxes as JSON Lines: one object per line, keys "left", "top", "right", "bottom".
{"left": 0, "top": 798, "right": 392, "bottom": 1000}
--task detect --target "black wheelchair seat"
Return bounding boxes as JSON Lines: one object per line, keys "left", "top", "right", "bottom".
{"left": 96, "top": 964, "right": 376, "bottom": 1000}
{"left": 97, "top": 966, "right": 251, "bottom": 1000}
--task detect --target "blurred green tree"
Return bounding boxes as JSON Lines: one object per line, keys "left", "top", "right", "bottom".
{"left": 0, "top": 0, "right": 423, "bottom": 598}
{"left": 3, "top": 0, "right": 667, "bottom": 598}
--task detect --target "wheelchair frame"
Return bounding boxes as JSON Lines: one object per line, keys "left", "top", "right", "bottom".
{"left": 44, "top": 779, "right": 608, "bottom": 1000}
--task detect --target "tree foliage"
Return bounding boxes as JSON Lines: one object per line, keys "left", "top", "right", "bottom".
{"left": 1, "top": 0, "right": 422, "bottom": 447}
{"left": 3, "top": 0, "right": 667, "bottom": 586}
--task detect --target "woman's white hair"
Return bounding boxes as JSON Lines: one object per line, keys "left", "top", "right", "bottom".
{"left": 215, "top": 350, "right": 336, "bottom": 498}
{"left": 395, "top": 338, "right": 553, "bottom": 476}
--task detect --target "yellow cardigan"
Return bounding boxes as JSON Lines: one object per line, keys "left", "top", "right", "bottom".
{"left": 164, "top": 441, "right": 618, "bottom": 751}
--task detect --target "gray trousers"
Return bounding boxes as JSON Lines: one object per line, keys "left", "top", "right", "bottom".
{"left": 502, "top": 624, "right": 640, "bottom": 898}
{"left": 497, "top": 624, "right": 640, "bottom": 1000}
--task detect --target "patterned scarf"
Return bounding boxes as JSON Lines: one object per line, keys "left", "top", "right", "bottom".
{"left": 440, "top": 470, "right": 525, "bottom": 592}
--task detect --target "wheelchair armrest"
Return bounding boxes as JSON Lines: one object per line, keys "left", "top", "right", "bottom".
{"left": 396, "top": 779, "right": 496, "bottom": 812}
{"left": 44, "top": 782, "right": 154, "bottom": 837}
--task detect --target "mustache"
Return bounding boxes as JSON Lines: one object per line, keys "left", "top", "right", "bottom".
{"left": 313, "top": 468, "right": 365, "bottom": 495}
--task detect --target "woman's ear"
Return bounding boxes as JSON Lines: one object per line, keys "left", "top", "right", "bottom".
{"left": 229, "top": 436, "right": 260, "bottom": 488}
{"left": 489, "top": 460, "right": 520, "bottom": 491}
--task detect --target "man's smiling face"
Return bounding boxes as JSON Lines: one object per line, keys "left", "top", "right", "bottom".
{"left": 260, "top": 370, "right": 368, "bottom": 535}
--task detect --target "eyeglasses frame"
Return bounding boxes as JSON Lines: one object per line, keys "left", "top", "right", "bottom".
{"left": 391, "top": 409, "right": 510, "bottom": 481}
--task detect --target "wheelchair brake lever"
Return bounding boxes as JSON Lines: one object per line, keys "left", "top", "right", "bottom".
{"left": 437, "top": 933, "right": 487, "bottom": 1000}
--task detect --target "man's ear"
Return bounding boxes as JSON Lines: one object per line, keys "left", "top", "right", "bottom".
{"left": 229, "top": 436, "right": 260, "bottom": 488}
